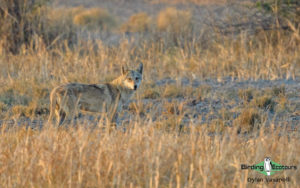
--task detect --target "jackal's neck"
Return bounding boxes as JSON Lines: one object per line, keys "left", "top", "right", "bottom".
{"left": 110, "top": 76, "right": 123, "bottom": 86}
{"left": 110, "top": 76, "right": 134, "bottom": 100}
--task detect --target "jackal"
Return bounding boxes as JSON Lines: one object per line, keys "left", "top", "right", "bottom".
{"left": 48, "top": 63, "right": 143, "bottom": 126}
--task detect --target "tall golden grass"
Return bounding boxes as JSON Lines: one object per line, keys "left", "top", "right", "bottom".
{"left": 0, "top": 29, "right": 298, "bottom": 186}
{"left": 0, "top": 28, "right": 299, "bottom": 120}
{"left": 0, "top": 123, "right": 299, "bottom": 187}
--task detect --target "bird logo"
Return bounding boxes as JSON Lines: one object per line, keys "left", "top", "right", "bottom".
{"left": 264, "top": 157, "right": 272, "bottom": 176}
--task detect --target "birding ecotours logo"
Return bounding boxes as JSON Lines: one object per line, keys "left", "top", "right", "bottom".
{"left": 264, "top": 157, "right": 272, "bottom": 176}
{"left": 241, "top": 157, "right": 297, "bottom": 176}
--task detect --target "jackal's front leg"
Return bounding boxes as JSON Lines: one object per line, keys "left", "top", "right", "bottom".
{"left": 107, "top": 103, "right": 121, "bottom": 130}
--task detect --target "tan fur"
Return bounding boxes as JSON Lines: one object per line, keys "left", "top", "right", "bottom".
{"left": 48, "top": 63, "right": 143, "bottom": 126}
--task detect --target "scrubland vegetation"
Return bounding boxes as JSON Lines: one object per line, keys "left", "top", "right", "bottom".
{"left": 0, "top": 0, "right": 299, "bottom": 187}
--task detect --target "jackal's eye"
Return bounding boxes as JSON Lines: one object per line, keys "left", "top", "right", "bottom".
{"left": 135, "top": 77, "right": 138, "bottom": 81}
{"left": 128, "top": 78, "right": 132, "bottom": 81}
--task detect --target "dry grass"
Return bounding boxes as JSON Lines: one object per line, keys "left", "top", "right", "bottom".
{"left": 238, "top": 88, "right": 254, "bottom": 103}
{"left": 0, "top": 124, "right": 299, "bottom": 187}
{"left": 0, "top": 0, "right": 48, "bottom": 53}
{"left": 234, "top": 108, "right": 262, "bottom": 134}
{"left": 157, "top": 7, "right": 192, "bottom": 33}
{"left": 73, "top": 8, "right": 117, "bottom": 31}
{"left": 120, "top": 12, "right": 152, "bottom": 33}
{"left": 0, "top": 1, "right": 299, "bottom": 187}
{"left": 44, "top": 6, "right": 83, "bottom": 47}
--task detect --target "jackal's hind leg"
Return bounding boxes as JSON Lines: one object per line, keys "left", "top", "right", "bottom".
{"left": 56, "top": 109, "right": 66, "bottom": 126}
{"left": 109, "top": 110, "right": 119, "bottom": 129}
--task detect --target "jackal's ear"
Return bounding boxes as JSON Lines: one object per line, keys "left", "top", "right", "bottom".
{"left": 121, "top": 66, "right": 126, "bottom": 75}
{"left": 137, "top": 63, "right": 143, "bottom": 74}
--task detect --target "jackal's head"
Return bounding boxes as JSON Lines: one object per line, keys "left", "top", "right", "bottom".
{"left": 121, "top": 63, "right": 143, "bottom": 91}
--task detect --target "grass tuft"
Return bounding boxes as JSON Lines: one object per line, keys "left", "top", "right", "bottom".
{"left": 73, "top": 8, "right": 117, "bottom": 31}
{"left": 157, "top": 7, "right": 192, "bottom": 33}
{"left": 238, "top": 88, "right": 254, "bottom": 103}
{"left": 163, "top": 84, "right": 184, "bottom": 98}
{"left": 253, "top": 95, "right": 276, "bottom": 112}
{"left": 120, "top": 12, "right": 152, "bottom": 33}
{"left": 234, "top": 108, "right": 261, "bottom": 133}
